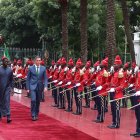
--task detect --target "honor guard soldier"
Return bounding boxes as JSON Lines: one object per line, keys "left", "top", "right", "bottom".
{"left": 82, "top": 60, "right": 92, "bottom": 108}
{"left": 47, "top": 60, "right": 56, "bottom": 89}
{"left": 121, "top": 62, "right": 130, "bottom": 108}
{"left": 64, "top": 58, "right": 75, "bottom": 112}
{"left": 128, "top": 62, "right": 137, "bottom": 108}
{"left": 93, "top": 57, "right": 109, "bottom": 123}
{"left": 51, "top": 58, "right": 61, "bottom": 107}
{"left": 108, "top": 55, "right": 124, "bottom": 129}
{"left": 130, "top": 67, "right": 140, "bottom": 137}
{"left": 57, "top": 57, "right": 68, "bottom": 109}
{"left": 90, "top": 61, "right": 100, "bottom": 110}
{"left": 72, "top": 58, "right": 84, "bottom": 115}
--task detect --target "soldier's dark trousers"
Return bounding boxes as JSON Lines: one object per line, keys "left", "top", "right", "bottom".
{"left": 66, "top": 90, "right": 73, "bottom": 111}
{"left": 74, "top": 89, "right": 82, "bottom": 114}
{"left": 110, "top": 92, "right": 121, "bottom": 127}
{"left": 128, "top": 87, "right": 136, "bottom": 107}
{"left": 91, "top": 84, "right": 97, "bottom": 109}
{"left": 104, "top": 96, "right": 108, "bottom": 112}
{"left": 96, "top": 95, "right": 105, "bottom": 121}
{"left": 84, "top": 88, "right": 90, "bottom": 107}
{"left": 134, "top": 96, "right": 140, "bottom": 133}
{"left": 58, "top": 87, "right": 65, "bottom": 108}
{"left": 52, "top": 86, "right": 58, "bottom": 106}
{"left": 122, "top": 90, "right": 127, "bottom": 107}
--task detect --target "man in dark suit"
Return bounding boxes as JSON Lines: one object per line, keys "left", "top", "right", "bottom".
{"left": 26, "top": 56, "right": 48, "bottom": 121}
{"left": 0, "top": 57, "right": 13, "bottom": 123}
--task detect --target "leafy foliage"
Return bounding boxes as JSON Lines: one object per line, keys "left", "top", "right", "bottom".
{"left": 0, "top": 0, "right": 139, "bottom": 61}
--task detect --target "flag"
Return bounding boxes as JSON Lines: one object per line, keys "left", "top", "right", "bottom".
{"left": 3, "top": 44, "right": 10, "bottom": 60}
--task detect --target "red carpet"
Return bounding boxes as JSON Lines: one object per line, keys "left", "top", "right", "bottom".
{"left": 0, "top": 100, "right": 97, "bottom": 140}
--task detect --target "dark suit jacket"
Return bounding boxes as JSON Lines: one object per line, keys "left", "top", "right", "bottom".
{"left": 26, "top": 65, "right": 48, "bottom": 91}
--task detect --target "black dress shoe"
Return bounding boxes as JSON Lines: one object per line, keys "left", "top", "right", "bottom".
{"left": 93, "top": 120, "right": 103, "bottom": 123}
{"left": 65, "top": 109, "right": 72, "bottom": 112}
{"left": 51, "top": 104, "right": 58, "bottom": 107}
{"left": 130, "top": 133, "right": 137, "bottom": 136}
{"left": 83, "top": 105, "right": 90, "bottom": 108}
{"left": 134, "top": 133, "right": 140, "bottom": 137}
{"left": 41, "top": 99, "right": 45, "bottom": 102}
{"left": 36, "top": 116, "right": 38, "bottom": 120}
{"left": 120, "top": 105, "right": 126, "bottom": 108}
{"left": 104, "top": 109, "right": 108, "bottom": 112}
{"left": 107, "top": 124, "right": 119, "bottom": 129}
{"left": 58, "top": 107, "right": 64, "bottom": 109}
{"left": 72, "top": 112, "right": 80, "bottom": 115}
{"left": 32, "top": 116, "right": 37, "bottom": 121}
{"left": 7, "top": 119, "right": 12, "bottom": 123}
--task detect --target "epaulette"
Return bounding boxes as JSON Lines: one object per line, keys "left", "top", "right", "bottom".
{"left": 103, "top": 70, "right": 109, "bottom": 77}
{"left": 118, "top": 70, "right": 124, "bottom": 78}
{"left": 127, "top": 70, "right": 131, "bottom": 75}
{"left": 80, "top": 69, "right": 84, "bottom": 76}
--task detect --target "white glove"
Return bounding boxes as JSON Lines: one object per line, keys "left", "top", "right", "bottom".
{"left": 92, "top": 82, "right": 96, "bottom": 85}
{"left": 57, "top": 81, "right": 63, "bottom": 85}
{"left": 90, "top": 68, "right": 94, "bottom": 73}
{"left": 110, "top": 66, "right": 114, "bottom": 73}
{"left": 129, "top": 84, "right": 134, "bottom": 88}
{"left": 76, "top": 83, "right": 81, "bottom": 87}
{"left": 49, "top": 76, "right": 52, "bottom": 79}
{"left": 109, "top": 88, "right": 115, "bottom": 92}
{"left": 16, "top": 74, "right": 22, "bottom": 78}
{"left": 134, "top": 66, "right": 139, "bottom": 73}
{"left": 64, "top": 67, "right": 69, "bottom": 72}
{"left": 53, "top": 80, "right": 58, "bottom": 83}
{"left": 13, "top": 73, "right": 17, "bottom": 76}
{"left": 97, "top": 66, "right": 101, "bottom": 71}
{"left": 58, "top": 66, "right": 61, "bottom": 70}
{"left": 54, "top": 65, "right": 57, "bottom": 70}
{"left": 49, "top": 66, "right": 52, "bottom": 70}
{"left": 72, "top": 67, "right": 76, "bottom": 72}
{"left": 96, "top": 86, "right": 102, "bottom": 91}
{"left": 66, "top": 82, "right": 71, "bottom": 85}
{"left": 129, "top": 70, "right": 132, "bottom": 74}
{"left": 134, "top": 91, "right": 140, "bottom": 96}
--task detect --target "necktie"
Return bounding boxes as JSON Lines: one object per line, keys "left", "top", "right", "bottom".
{"left": 36, "top": 66, "right": 39, "bottom": 75}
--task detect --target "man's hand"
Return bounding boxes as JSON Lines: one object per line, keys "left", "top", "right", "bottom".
{"left": 134, "top": 91, "right": 140, "bottom": 96}
{"left": 76, "top": 83, "right": 81, "bottom": 87}
{"left": 96, "top": 86, "right": 102, "bottom": 91}
{"left": 66, "top": 81, "right": 71, "bottom": 86}
{"left": 44, "top": 87, "right": 48, "bottom": 93}
{"left": 53, "top": 80, "right": 58, "bottom": 83}
{"left": 27, "top": 90, "right": 30, "bottom": 93}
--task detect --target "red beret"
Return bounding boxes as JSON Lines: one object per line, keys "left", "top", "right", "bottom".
{"left": 94, "top": 61, "right": 100, "bottom": 67}
{"left": 101, "top": 57, "right": 108, "bottom": 67}
{"left": 114, "top": 55, "right": 122, "bottom": 65}
{"left": 86, "top": 61, "right": 91, "bottom": 67}
{"left": 68, "top": 58, "right": 74, "bottom": 66}
{"left": 76, "top": 58, "right": 82, "bottom": 66}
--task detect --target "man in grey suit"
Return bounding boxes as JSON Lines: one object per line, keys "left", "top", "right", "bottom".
{"left": 26, "top": 56, "right": 48, "bottom": 121}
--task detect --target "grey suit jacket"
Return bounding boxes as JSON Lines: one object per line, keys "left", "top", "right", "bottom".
{"left": 26, "top": 65, "right": 48, "bottom": 91}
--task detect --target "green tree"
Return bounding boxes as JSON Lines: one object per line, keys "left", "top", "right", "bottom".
{"left": 0, "top": 0, "right": 39, "bottom": 48}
